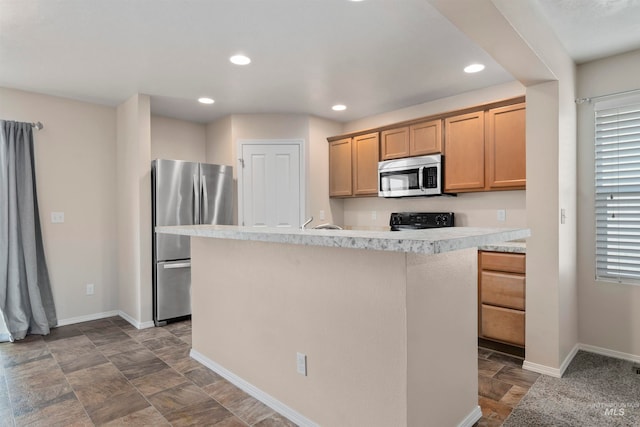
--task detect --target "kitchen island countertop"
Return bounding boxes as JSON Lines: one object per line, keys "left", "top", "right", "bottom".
{"left": 156, "top": 224, "right": 530, "bottom": 255}
{"left": 478, "top": 241, "right": 526, "bottom": 254}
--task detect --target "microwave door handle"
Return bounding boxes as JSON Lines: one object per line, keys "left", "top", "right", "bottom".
{"left": 418, "top": 166, "right": 425, "bottom": 191}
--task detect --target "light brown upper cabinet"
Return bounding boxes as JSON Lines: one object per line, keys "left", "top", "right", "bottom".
{"left": 380, "top": 127, "right": 409, "bottom": 160}
{"left": 444, "top": 103, "right": 526, "bottom": 193}
{"left": 486, "top": 103, "right": 526, "bottom": 190}
{"left": 352, "top": 132, "right": 380, "bottom": 196}
{"left": 328, "top": 96, "right": 525, "bottom": 197}
{"left": 329, "top": 133, "right": 379, "bottom": 197}
{"left": 444, "top": 111, "right": 486, "bottom": 192}
{"left": 329, "top": 137, "right": 353, "bottom": 197}
{"left": 380, "top": 119, "right": 442, "bottom": 160}
{"left": 410, "top": 119, "right": 442, "bottom": 156}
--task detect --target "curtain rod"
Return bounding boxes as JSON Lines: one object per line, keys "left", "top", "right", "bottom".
{"left": 31, "top": 121, "right": 44, "bottom": 130}
{"left": 575, "top": 88, "right": 640, "bottom": 104}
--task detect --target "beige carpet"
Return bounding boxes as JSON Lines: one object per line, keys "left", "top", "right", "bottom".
{"left": 503, "top": 351, "right": 640, "bottom": 426}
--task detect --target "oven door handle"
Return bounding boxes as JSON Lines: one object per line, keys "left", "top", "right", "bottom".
{"left": 418, "top": 166, "right": 425, "bottom": 191}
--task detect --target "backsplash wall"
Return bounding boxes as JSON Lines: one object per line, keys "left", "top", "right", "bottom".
{"left": 341, "top": 190, "right": 526, "bottom": 230}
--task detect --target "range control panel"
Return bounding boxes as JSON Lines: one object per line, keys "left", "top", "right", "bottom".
{"left": 389, "top": 212, "right": 454, "bottom": 231}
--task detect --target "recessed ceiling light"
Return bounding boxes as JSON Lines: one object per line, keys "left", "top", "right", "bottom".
{"left": 230, "top": 55, "right": 251, "bottom": 65}
{"left": 198, "top": 97, "right": 215, "bottom": 104}
{"left": 332, "top": 104, "right": 347, "bottom": 111}
{"left": 464, "top": 63, "right": 485, "bottom": 73}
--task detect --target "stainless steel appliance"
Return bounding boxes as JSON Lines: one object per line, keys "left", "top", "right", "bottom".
{"left": 389, "top": 212, "right": 454, "bottom": 231}
{"left": 378, "top": 154, "right": 447, "bottom": 198}
{"left": 152, "top": 159, "right": 233, "bottom": 326}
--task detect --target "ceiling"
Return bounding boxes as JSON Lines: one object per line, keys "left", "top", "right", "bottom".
{"left": 534, "top": 0, "right": 640, "bottom": 63}
{"left": 1, "top": 1, "right": 639, "bottom": 124}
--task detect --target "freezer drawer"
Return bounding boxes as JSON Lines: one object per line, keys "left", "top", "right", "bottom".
{"left": 155, "top": 260, "right": 191, "bottom": 322}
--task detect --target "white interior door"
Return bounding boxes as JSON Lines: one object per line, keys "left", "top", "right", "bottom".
{"left": 240, "top": 142, "right": 302, "bottom": 228}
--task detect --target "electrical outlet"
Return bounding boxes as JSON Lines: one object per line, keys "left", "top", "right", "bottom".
{"left": 633, "top": 365, "right": 640, "bottom": 375}
{"left": 296, "top": 352, "right": 307, "bottom": 376}
{"left": 86, "top": 283, "right": 95, "bottom": 295}
{"left": 51, "top": 212, "right": 65, "bottom": 223}
{"left": 319, "top": 210, "right": 326, "bottom": 221}
{"left": 497, "top": 209, "right": 506, "bottom": 222}
{"left": 371, "top": 211, "right": 377, "bottom": 221}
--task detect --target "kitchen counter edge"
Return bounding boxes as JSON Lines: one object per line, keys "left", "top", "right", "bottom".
{"left": 156, "top": 225, "right": 531, "bottom": 256}
{"left": 478, "top": 242, "right": 526, "bottom": 254}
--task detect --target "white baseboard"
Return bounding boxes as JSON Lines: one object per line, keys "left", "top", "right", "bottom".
{"left": 458, "top": 405, "right": 482, "bottom": 427}
{"left": 523, "top": 343, "right": 579, "bottom": 378}
{"left": 578, "top": 343, "right": 640, "bottom": 364}
{"left": 56, "top": 310, "right": 119, "bottom": 327}
{"left": 117, "top": 311, "right": 154, "bottom": 330}
{"left": 55, "top": 310, "right": 154, "bottom": 330}
{"left": 523, "top": 342, "right": 640, "bottom": 378}
{"left": 190, "top": 349, "right": 319, "bottom": 427}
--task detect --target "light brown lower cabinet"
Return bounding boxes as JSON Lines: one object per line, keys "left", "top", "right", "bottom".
{"left": 478, "top": 251, "right": 526, "bottom": 348}
{"left": 481, "top": 305, "right": 525, "bottom": 346}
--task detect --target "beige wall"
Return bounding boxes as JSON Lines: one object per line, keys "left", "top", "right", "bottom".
{"left": 116, "top": 94, "right": 152, "bottom": 325}
{"left": 343, "top": 191, "right": 526, "bottom": 229}
{"left": 205, "top": 114, "right": 344, "bottom": 227}
{"left": 494, "top": 0, "right": 579, "bottom": 371}
{"left": 343, "top": 81, "right": 525, "bottom": 134}
{"left": 150, "top": 115, "right": 206, "bottom": 162}
{"left": 0, "top": 87, "right": 118, "bottom": 323}
{"left": 308, "top": 116, "right": 344, "bottom": 227}
{"left": 577, "top": 49, "right": 640, "bottom": 358}
{"left": 429, "top": 0, "right": 579, "bottom": 372}
{"left": 205, "top": 115, "right": 233, "bottom": 166}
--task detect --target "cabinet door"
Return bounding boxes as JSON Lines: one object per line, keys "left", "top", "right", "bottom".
{"left": 352, "top": 132, "right": 380, "bottom": 196}
{"left": 481, "top": 305, "right": 525, "bottom": 346}
{"left": 444, "top": 111, "right": 485, "bottom": 192}
{"left": 329, "top": 137, "right": 353, "bottom": 197}
{"left": 486, "top": 103, "right": 526, "bottom": 189}
{"left": 381, "top": 127, "right": 409, "bottom": 160}
{"left": 410, "top": 119, "right": 442, "bottom": 156}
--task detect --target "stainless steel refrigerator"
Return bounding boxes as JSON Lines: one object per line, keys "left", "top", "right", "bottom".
{"left": 152, "top": 159, "right": 233, "bottom": 326}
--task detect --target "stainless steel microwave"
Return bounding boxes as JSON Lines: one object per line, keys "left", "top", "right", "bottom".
{"left": 378, "top": 154, "right": 444, "bottom": 197}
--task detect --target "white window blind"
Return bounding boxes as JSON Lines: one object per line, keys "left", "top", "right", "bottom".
{"left": 595, "top": 96, "right": 640, "bottom": 283}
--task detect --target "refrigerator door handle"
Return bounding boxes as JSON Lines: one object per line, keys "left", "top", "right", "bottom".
{"left": 163, "top": 261, "right": 191, "bottom": 269}
{"left": 193, "top": 175, "right": 200, "bottom": 224}
{"left": 201, "top": 174, "right": 208, "bottom": 223}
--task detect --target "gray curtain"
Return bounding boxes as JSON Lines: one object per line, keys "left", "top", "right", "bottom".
{"left": 0, "top": 120, "right": 57, "bottom": 341}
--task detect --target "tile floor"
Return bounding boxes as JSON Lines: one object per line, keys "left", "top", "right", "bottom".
{"left": 474, "top": 347, "right": 540, "bottom": 426}
{"left": 0, "top": 317, "right": 296, "bottom": 426}
{"left": 0, "top": 316, "right": 539, "bottom": 426}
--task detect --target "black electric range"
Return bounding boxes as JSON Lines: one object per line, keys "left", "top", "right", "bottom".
{"left": 389, "top": 212, "right": 454, "bottom": 231}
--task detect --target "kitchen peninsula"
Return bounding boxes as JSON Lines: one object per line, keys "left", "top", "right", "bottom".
{"left": 156, "top": 225, "right": 530, "bottom": 427}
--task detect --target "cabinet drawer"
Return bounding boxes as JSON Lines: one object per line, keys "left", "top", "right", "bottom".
{"left": 481, "top": 271, "right": 525, "bottom": 310}
{"left": 481, "top": 305, "right": 525, "bottom": 346}
{"left": 480, "top": 251, "right": 525, "bottom": 274}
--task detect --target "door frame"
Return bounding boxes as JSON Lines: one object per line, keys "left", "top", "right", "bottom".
{"left": 236, "top": 139, "right": 306, "bottom": 228}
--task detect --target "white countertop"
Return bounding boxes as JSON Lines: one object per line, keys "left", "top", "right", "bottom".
{"left": 478, "top": 241, "right": 526, "bottom": 254}
{"left": 156, "top": 225, "right": 530, "bottom": 255}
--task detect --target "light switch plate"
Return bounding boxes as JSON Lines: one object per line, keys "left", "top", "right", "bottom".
{"left": 497, "top": 209, "right": 506, "bottom": 222}
{"left": 51, "top": 212, "right": 65, "bottom": 223}
{"left": 296, "top": 352, "right": 307, "bottom": 376}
